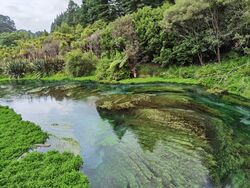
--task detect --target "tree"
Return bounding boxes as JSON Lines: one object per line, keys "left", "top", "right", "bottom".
{"left": 51, "top": 13, "right": 66, "bottom": 32}
{"left": 133, "top": 4, "right": 170, "bottom": 63}
{"left": 78, "top": 0, "right": 89, "bottom": 26}
{"left": 112, "top": 16, "right": 141, "bottom": 77}
{"left": 51, "top": 0, "right": 80, "bottom": 31}
{"left": 116, "top": 0, "right": 165, "bottom": 15}
{"left": 198, "top": 0, "right": 249, "bottom": 62}
{"left": 0, "top": 31, "right": 31, "bottom": 47}
{"left": 85, "top": 0, "right": 112, "bottom": 23}
{"left": 65, "top": 0, "right": 80, "bottom": 26}
{"left": 163, "top": 0, "right": 249, "bottom": 64}
{"left": 0, "top": 15, "right": 16, "bottom": 33}
{"left": 163, "top": 0, "right": 211, "bottom": 65}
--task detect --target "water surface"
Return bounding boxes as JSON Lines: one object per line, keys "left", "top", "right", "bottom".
{"left": 0, "top": 81, "right": 249, "bottom": 188}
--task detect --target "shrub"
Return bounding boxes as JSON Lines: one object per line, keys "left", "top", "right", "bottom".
{"left": 4, "top": 59, "right": 30, "bottom": 78}
{"left": 96, "top": 52, "right": 130, "bottom": 81}
{"left": 137, "top": 64, "right": 165, "bottom": 77}
{"left": 132, "top": 4, "right": 170, "bottom": 62}
{"left": 65, "top": 50, "right": 98, "bottom": 77}
{"left": 153, "top": 48, "right": 173, "bottom": 66}
{"left": 96, "top": 57, "right": 111, "bottom": 80}
{"left": 32, "top": 58, "right": 64, "bottom": 77}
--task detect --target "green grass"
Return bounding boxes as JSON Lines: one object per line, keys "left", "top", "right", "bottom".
{"left": 0, "top": 106, "right": 89, "bottom": 187}
{"left": 119, "top": 77, "right": 198, "bottom": 84}
{"left": 0, "top": 74, "right": 96, "bottom": 82}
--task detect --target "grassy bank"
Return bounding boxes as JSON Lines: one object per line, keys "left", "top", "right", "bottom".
{"left": 121, "top": 56, "right": 250, "bottom": 98}
{"left": 159, "top": 56, "right": 250, "bottom": 98}
{"left": 0, "top": 106, "right": 89, "bottom": 187}
{"left": 0, "top": 56, "right": 249, "bottom": 99}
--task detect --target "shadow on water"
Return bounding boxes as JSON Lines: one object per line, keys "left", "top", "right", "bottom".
{"left": 0, "top": 80, "right": 249, "bottom": 188}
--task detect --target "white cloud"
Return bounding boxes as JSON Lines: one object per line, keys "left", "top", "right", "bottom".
{"left": 0, "top": 0, "right": 81, "bottom": 32}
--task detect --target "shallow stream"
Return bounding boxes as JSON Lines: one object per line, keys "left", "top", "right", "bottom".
{"left": 0, "top": 81, "right": 249, "bottom": 188}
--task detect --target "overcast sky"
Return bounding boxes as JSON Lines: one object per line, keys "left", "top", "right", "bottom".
{"left": 0, "top": 0, "right": 81, "bottom": 32}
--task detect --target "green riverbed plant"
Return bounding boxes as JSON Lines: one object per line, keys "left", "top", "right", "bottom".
{"left": 96, "top": 91, "right": 250, "bottom": 187}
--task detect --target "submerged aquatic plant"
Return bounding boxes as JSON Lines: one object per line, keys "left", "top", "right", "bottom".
{"left": 96, "top": 86, "right": 250, "bottom": 187}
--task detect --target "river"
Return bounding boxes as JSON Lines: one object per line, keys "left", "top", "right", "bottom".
{"left": 0, "top": 81, "right": 249, "bottom": 188}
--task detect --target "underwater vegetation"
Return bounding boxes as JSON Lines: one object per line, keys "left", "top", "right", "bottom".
{"left": 96, "top": 86, "right": 250, "bottom": 187}
{"left": 0, "top": 81, "right": 249, "bottom": 187}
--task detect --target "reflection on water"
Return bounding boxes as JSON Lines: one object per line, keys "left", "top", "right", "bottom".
{"left": 0, "top": 81, "right": 249, "bottom": 188}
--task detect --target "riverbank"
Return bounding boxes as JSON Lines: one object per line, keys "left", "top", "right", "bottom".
{"left": 0, "top": 56, "right": 249, "bottom": 99}
{"left": 0, "top": 105, "right": 89, "bottom": 187}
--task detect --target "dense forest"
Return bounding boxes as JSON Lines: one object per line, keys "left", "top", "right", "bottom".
{"left": 0, "top": 0, "right": 249, "bottom": 95}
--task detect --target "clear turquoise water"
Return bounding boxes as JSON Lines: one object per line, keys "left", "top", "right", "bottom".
{"left": 0, "top": 81, "right": 249, "bottom": 188}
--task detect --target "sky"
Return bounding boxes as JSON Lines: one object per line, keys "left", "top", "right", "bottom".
{"left": 0, "top": 0, "right": 81, "bottom": 32}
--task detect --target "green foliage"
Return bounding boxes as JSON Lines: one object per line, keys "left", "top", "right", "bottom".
{"left": 0, "top": 106, "right": 47, "bottom": 164}
{"left": 161, "top": 56, "right": 250, "bottom": 98}
{"left": 0, "top": 0, "right": 249, "bottom": 98}
{"left": 111, "top": 15, "right": 141, "bottom": 76}
{"left": 65, "top": 50, "right": 98, "bottom": 77}
{"left": 85, "top": 0, "right": 112, "bottom": 23}
{"left": 162, "top": 0, "right": 249, "bottom": 64}
{"left": 3, "top": 59, "right": 30, "bottom": 78}
{"left": 0, "top": 15, "right": 16, "bottom": 33}
{"left": 116, "top": 0, "right": 165, "bottom": 15}
{"left": 132, "top": 4, "right": 170, "bottom": 62}
{"left": 96, "top": 57, "right": 111, "bottom": 80}
{"left": 0, "top": 31, "right": 32, "bottom": 47}
{"left": 0, "top": 151, "right": 88, "bottom": 187}
{"left": 137, "top": 63, "right": 165, "bottom": 77}
{"left": 51, "top": 0, "right": 80, "bottom": 31}
{"left": 0, "top": 106, "right": 89, "bottom": 187}
{"left": 51, "top": 0, "right": 166, "bottom": 31}
{"left": 32, "top": 58, "right": 64, "bottom": 77}
{"left": 153, "top": 47, "right": 173, "bottom": 66}
{"left": 96, "top": 52, "right": 130, "bottom": 80}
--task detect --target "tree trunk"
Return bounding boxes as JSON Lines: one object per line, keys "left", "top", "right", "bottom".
{"left": 132, "top": 67, "right": 137, "bottom": 78}
{"left": 217, "top": 45, "right": 221, "bottom": 63}
{"left": 210, "top": 8, "right": 221, "bottom": 63}
{"left": 198, "top": 53, "right": 204, "bottom": 65}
